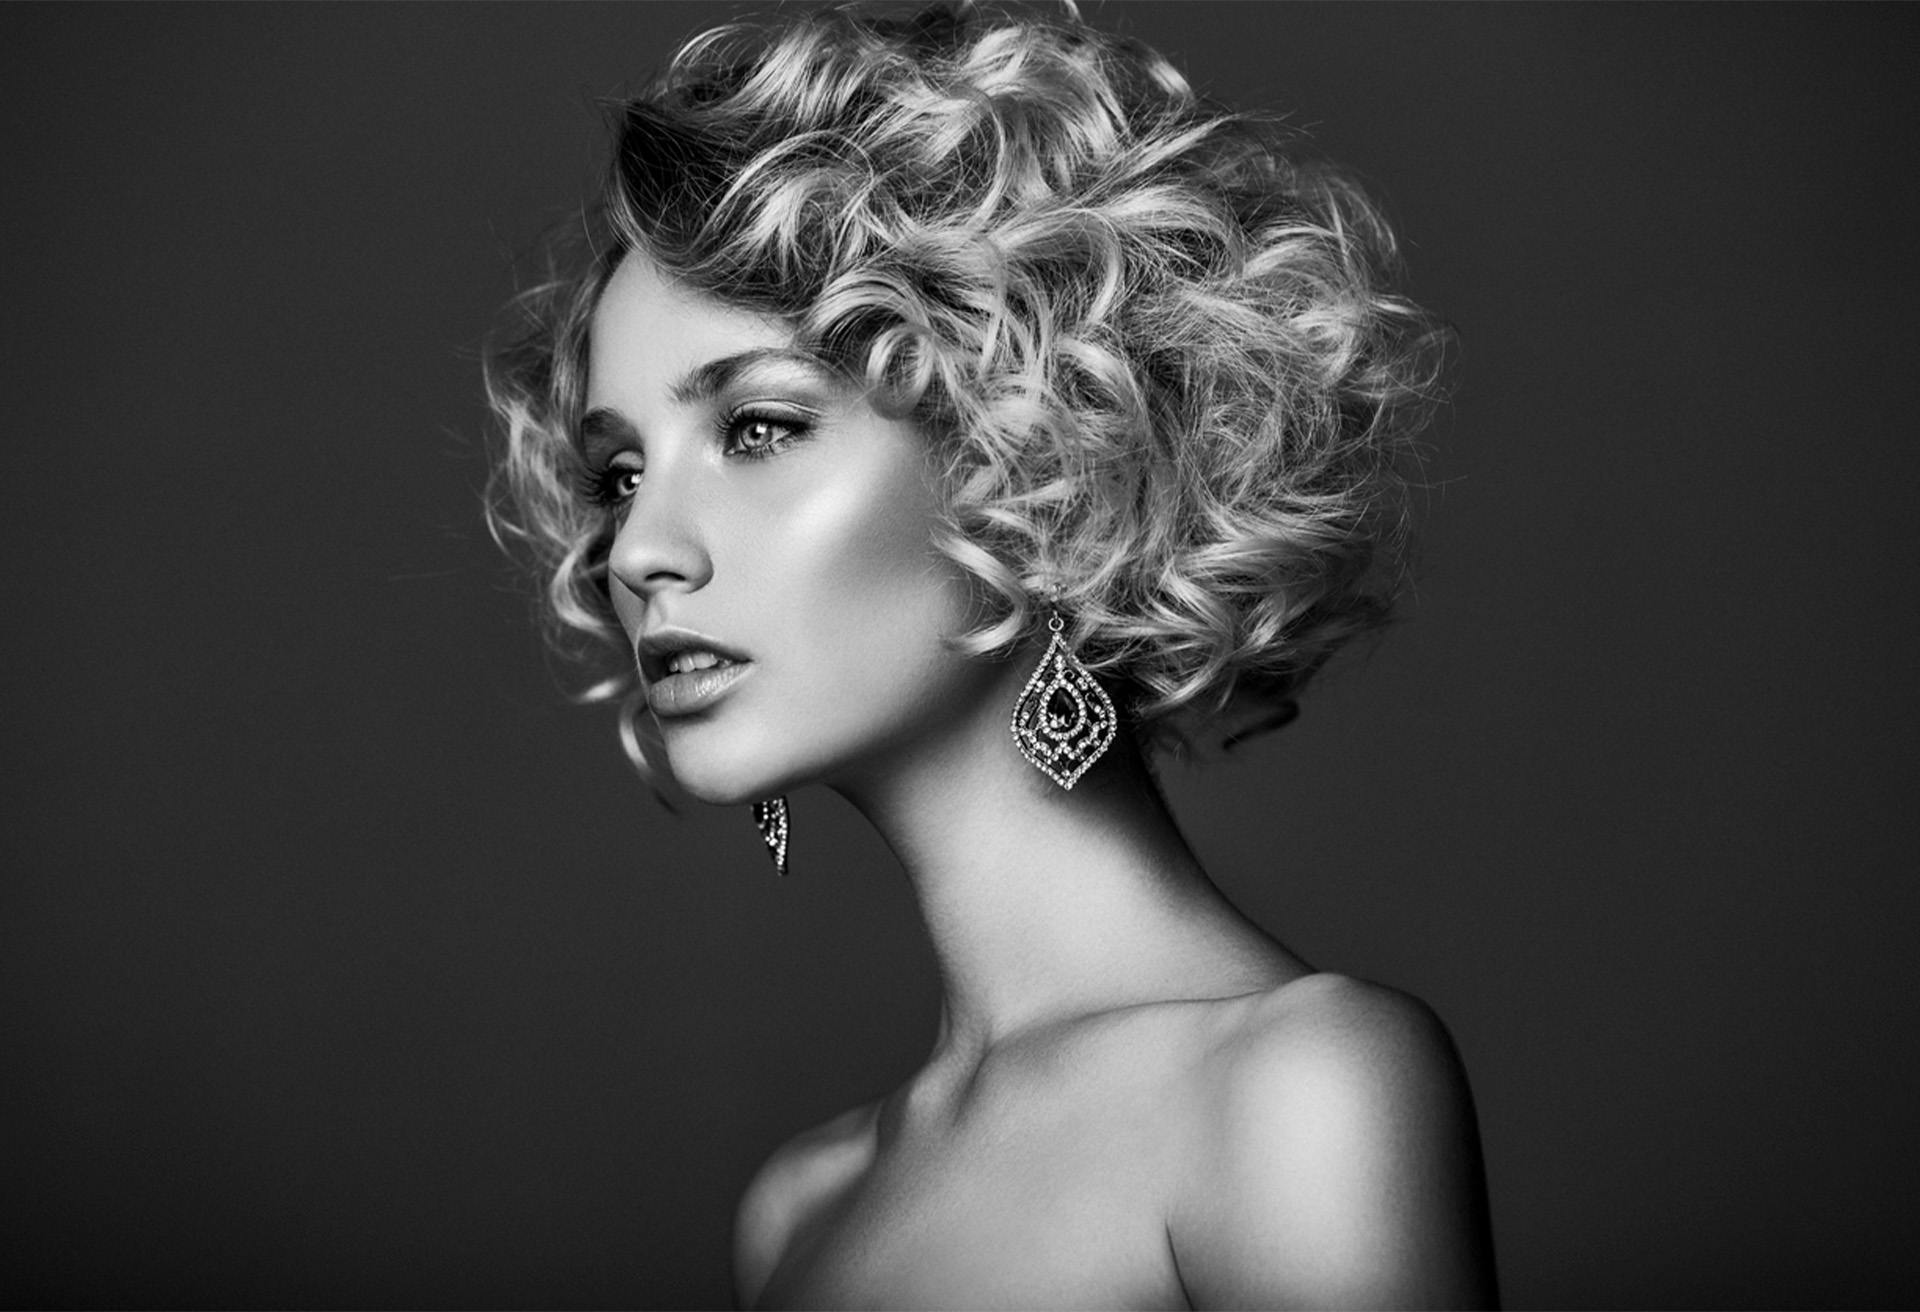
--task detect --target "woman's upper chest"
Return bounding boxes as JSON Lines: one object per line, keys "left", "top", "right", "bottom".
{"left": 754, "top": 1017, "right": 1216, "bottom": 1310}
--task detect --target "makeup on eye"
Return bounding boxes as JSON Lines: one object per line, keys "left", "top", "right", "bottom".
{"left": 721, "top": 405, "right": 813, "bottom": 460}
{"left": 575, "top": 454, "right": 643, "bottom": 508}
{"left": 573, "top": 403, "right": 816, "bottom": 507}
{"left": 572, "top": 340, "right": 845, "bottom": 508}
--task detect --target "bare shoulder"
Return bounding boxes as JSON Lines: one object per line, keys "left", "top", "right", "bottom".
{"left": 1189, "top": 972, "right": 1480, "bottom": 1207}
{"left": 1215, "top": 971, "right": 1467, "bottom": 1092}
{"left": 1171, "top": 973, "right": 1498, "bottom": 1309}
{"left": 732, "top": 1101, "right": 877, "bottom": 1309}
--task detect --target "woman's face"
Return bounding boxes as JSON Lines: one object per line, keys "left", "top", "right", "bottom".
{"left": 584, "top": 253, "right": 1003, "bottom": 803}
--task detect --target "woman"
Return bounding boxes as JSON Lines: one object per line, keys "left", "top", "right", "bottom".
{"left": 488, "top": 4, "right": 1496, "bottom": 1307}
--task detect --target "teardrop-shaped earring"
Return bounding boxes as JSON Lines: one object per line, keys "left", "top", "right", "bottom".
{"left": 751, "top": 797, "right": 790, "bottom": 877}
{"left": 1010, "top": 610, "right": 1117, "bottom": 790}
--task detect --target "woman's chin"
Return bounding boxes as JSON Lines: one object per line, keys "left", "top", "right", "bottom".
{"left": 652, "top": 746, "right": 791, "bottom": 808}
{"left": 677, "top": 779, "right": 766, "bottom": 808}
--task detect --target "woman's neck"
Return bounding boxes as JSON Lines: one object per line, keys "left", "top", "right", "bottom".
{"left": 831, "top": 660, "right": 1290, "bottom": 1070}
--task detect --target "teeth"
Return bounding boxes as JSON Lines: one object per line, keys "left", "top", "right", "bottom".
{"left": 666, "top": 650, "right": 731, "bottom": 675}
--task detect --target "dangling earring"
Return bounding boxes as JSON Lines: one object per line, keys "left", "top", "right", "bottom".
{"left": 751, "top": 797, "right": 790, "bottom": 877}
{"left": 1011, "top": 609, "right": 1117, "bottom": 790}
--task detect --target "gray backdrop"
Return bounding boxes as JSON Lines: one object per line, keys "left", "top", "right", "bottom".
{"left": 4, "top": 3, "right": 1916, "bottom": 1307}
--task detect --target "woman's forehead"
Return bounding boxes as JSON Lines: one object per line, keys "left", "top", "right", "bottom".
{"left": 586, "top": 253, "right": 796, "bottom": 406}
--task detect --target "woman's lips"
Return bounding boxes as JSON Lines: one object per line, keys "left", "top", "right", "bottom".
{"left": 646, "top": 660, "right": 751, "bottom": 718}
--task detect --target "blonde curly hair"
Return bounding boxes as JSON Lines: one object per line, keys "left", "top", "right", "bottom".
{"left": 487, "top": 2, "right": 1446, "bottom": 756}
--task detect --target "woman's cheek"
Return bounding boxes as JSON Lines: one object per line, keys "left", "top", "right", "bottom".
{"left": 784, "top": 434, "right": 946, "bottom": 615}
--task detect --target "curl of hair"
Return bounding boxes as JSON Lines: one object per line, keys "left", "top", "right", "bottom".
{"left": 486, "top": 2, "right": 1447, "bottom": 756}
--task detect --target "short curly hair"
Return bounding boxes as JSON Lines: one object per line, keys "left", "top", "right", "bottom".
{"left": 487, "top": 2, "right": 1445, "bottom": 755}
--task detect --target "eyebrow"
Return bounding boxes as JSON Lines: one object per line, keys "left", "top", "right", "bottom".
{"left": 578, "top": 346, "right": 836, "bottom": 453}
{"left": 577, "top": 406, "right": 636, "bottom": 454}
{"left": 667, "top": 346, "right": 833, "bottom": 406}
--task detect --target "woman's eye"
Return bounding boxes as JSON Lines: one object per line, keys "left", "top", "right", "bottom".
{"left": 726, "top": 413, "right": 807, "bottom": 458}
{"left": 578, "top": 461, "right": 642, "bottom": 508}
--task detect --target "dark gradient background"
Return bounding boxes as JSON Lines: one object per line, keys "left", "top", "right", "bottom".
{"left": 4, "top": 3, "right": 1916, "bottom": 1308}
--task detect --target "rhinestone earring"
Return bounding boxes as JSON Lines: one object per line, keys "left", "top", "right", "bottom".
{"left": 1011, "top": 610, "right": 1117, "bottom": 790}
{"left": 751, "top": 797, "right": 790, "bottom": 877}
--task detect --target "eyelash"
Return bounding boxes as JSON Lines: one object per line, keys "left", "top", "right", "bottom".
{"left": 576, "top": 408, "right": 811, "bottom": 508}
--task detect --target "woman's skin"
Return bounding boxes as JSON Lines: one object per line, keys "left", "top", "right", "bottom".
{"left": 587, "top": 253, "right": 1498, "bottom": 1310}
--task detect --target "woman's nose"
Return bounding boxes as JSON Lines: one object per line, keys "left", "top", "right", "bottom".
{"left": 606, "top": 474, "right": 713, "bottom": 601}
